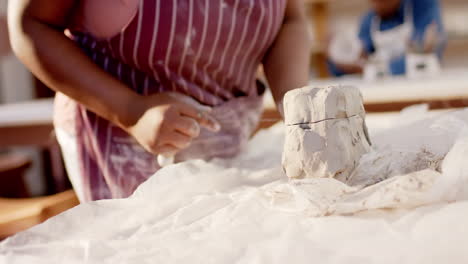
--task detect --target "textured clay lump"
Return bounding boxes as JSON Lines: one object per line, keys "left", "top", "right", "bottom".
{"left": 282, "top": 86, "right": 371, "bottom": 180}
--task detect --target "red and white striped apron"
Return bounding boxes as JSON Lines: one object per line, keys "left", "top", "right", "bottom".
{"left": 55, "top": 0, "right": 287, "bottom": 201}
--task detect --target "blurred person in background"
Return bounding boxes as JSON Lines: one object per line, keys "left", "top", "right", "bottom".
{"left": 8, "top": 0, "right": 311, "bottom": 202}
{"left": 328, "top": 0, "right": 446, "bottom": 76}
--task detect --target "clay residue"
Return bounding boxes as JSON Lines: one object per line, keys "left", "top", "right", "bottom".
{"left": 343, "top": 147, "right": 444, "bottom": 187}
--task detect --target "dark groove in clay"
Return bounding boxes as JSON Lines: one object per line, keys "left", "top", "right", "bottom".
{"left": 286, "top": 114, "right": 360, "bottom": 127}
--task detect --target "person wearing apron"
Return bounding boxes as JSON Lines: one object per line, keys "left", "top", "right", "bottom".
{"left": 328, "top": 0, "right": 445, "bottom": 76}
{"left": 9, "top": 0, "right": 312, "bottom": 202}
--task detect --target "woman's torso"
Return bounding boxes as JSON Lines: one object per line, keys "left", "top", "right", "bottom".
{"left": 54, "top": 0, "right": 288, "bottom": 200}
{"left": 66, "top": 0, "right": 287, "bottom": 106}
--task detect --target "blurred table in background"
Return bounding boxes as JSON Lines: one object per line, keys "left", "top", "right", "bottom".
{"left": 313, "top": 68, "right": 468, "bottom": 112}
{"left": 0, "top": 189, "right": 79, "bottom": 240}
{"left": 0, "top": 153, "right": 31, "bottom": 198}
{"left": 0, "top": 99, "right": 78, "bottom": 240}
{"left": 0, "top": 98, "right": 69, "bottom": 195}
{"left": 0, "top": 98, "right": 54, "bottom": 147}
{"left": 261, "top": 68, "right": 468, "bottom": 127}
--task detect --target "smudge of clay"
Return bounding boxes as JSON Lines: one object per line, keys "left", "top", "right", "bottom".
{"left": 347, "top": 147, "right": 444, "bottom": 187}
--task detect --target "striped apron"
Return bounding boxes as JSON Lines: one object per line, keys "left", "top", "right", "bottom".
{"left": 55, "top": 0, "right": 287, "bottom": 201}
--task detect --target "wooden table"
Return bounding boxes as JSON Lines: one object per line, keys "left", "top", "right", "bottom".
{"left": 0, "top": 98, "right": 54, "bottom": 147}
{"left": 0, "top": 189, "right": 79, "bottom": 239}
{"left": 0, "top": 99, "right": 78, "bottom": 239}
{"left": 0, "top": 98, "right": 69, "bottom": 194}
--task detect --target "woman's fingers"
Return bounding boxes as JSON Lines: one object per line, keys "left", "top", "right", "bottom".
{"left": 160, "top": 130, "right": 192, "bottom": 150}
{"left": 173, "top": 116, "right": 200, "bottom": 138}
{"left": 198, "top": 113, "right": 222, "bottom": 132}
{"left": 161, "top": 92, "right": 221, "bottom": 132}
{"left": 177, "top": 104, "right": 221, "bottom": 132}
{"left": 154, "top": 145, "right": 179, "bottom": 156}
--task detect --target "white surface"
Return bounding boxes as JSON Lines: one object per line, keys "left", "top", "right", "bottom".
{"left": 2, "top": 107, "right": 468, "bottom": 263}
{"left": 0, "top": 98, "right": 54, "bottom": 127}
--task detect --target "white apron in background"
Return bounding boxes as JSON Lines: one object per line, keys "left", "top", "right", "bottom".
{"left": 371, "top": 3, "right": 413, "bottom": 62}
{"left": 364, "top": 3, "right": 413, "bottom": 80}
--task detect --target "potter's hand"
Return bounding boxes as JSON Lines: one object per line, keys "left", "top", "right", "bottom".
{"left": 409, "top": 21, "right": 442, "bottom": 54}
{"left": 123, "top": 92, "right": 221, "bottom": 155}
{"left": 423, "top": 22, "right": 440, "bottom": 53}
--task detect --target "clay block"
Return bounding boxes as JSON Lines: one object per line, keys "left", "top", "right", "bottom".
{"left": 282, "top": 86, "right": 371, "bottom": 180}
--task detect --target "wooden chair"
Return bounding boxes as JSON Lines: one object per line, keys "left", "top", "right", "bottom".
{"left": 0, "top": 99, "right": 79, "bottom": 240}
{"left": 0, "top": 153, "right": 32, "bottom": 198}
{"left": 0, "top": 190, "right": 79, "bottom": 240}
{"left": 0, "top": 99, "right": 70, "bottom": 193}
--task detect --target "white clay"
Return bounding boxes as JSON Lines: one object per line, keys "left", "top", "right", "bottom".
{"left": 283, "top": 86, "right": 366, "bottom": 126}
{"left": 282, "top": 86, "right": 371, "bottom": 180}
{"left": 344, "top": 148, "right": 443, "bottom": 187}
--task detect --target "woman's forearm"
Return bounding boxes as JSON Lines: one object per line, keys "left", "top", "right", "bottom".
{"left": 8, "top": 0, "right": 142, "bottom": 128}
{"left": 263, "top": 6, "right": 312, "bottom": 114}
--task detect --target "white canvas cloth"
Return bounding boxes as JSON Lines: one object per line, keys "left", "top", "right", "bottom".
{"left": 2, "top": 106, "right": 468, "bottom": 263}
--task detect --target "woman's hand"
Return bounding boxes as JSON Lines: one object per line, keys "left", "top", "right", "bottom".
{"left": 122, "top": 93, "right": 221, "bottom": 156}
